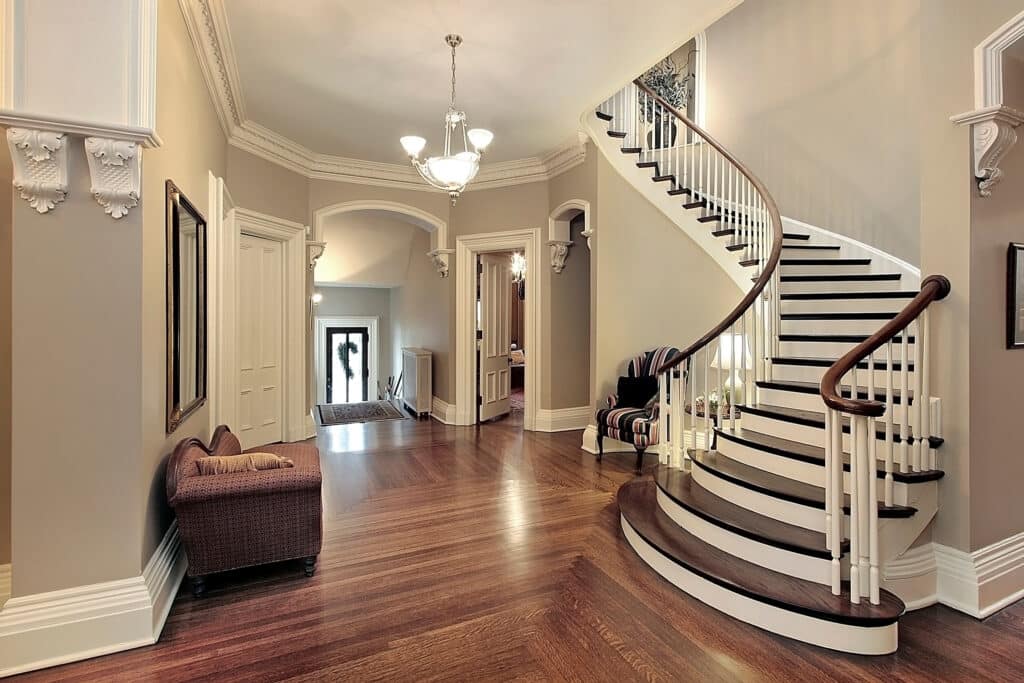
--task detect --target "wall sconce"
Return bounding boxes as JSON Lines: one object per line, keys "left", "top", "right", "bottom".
{"left": 311, "top": 292, "right": 323, "bottom": 305}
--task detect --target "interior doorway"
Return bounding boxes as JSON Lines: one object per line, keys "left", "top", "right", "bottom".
{"left": 476, "top": 251, "right": 518, "bottom": 424}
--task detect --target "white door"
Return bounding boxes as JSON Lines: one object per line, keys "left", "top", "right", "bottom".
{"left": 479, "top": 253, "right": 512, "bottom": 421}
{"left": 237, "top": 233, "right": 284, "bottom": 449}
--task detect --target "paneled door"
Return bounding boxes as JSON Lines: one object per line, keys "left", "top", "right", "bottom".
{"left": 237, "top": 233, "right": 284, "bottom": 449}
{"left": 478, "top": 253, "right": 512, "bottom": 422}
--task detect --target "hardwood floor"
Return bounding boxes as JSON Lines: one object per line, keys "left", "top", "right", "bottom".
{"left": 17, "top": 412, "right": 1024, "bottom": 681}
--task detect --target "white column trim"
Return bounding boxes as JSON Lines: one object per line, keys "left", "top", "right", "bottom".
{"left": 454, "top": 227, "right": 543, "bottom": 430}
{"left": 313, "top": 316, "right": 380, "bottom": 406}
{"left": 6, "top": 127, "right": 68, "bottom": 214}
{"left": 951, "top": 9, "right": 1024, "bottom": 196}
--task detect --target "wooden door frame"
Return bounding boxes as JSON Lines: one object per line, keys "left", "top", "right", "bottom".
{"left": 314, "top": 315, "right": 380, "bottom": 405}
{"left": 211, "top": 206, "right": 309, "bottom": 443}
{"left": 455, "top": 228, "right": 542, "bottom": 430}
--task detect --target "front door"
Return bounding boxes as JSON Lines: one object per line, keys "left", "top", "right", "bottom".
{"left": 325, "top": 326, "right": 369, "bottom": 404}
{"left": 478, "top": 253, "right": 512, "bottom": 421}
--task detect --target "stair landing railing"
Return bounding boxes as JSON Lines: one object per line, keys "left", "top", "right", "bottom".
{"left": 820, "top": 274, "right": 950, "bottom": 605}
{"left": 599, "top": 80, "right": 784, "bottom": 469}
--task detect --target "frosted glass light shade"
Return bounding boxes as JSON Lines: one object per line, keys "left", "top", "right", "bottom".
{"left": 467, "top": 128, "right": 494, "bottom": 150}
{"left": 426, "top": 153, "right": 479, "bottom": 187}
{"left": 400, "top": 135, "right": 427, "bottom": 157}
{"left": 710, "top": 333, "right": 752, "bottom": 370}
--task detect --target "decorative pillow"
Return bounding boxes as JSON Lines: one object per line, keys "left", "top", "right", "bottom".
{"left": 196, "top": 452, "right": 295, "bottom": 476}
{"left": 616, "top": 375, "right": 658, "bottom": 409}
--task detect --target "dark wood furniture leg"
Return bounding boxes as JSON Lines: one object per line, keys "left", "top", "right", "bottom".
{"left": 634, "top": 447, "right": 646, "bottom": 473}
{"left": 304, "top": 556, "right": 317, "bottom": 577}
{"left": 596, "top": 431, "right": 604, "bottom": 462}
{"left": 191, "top": 576, "right": 206, "bottom": 598}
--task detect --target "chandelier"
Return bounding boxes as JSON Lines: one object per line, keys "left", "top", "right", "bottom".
{"left": 400, "top": 35, "right": 493, "bottom": 204}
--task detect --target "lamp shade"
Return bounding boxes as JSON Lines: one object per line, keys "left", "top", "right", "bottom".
{"left": 710, "top": 333, "right": 752, "bottom": 371}
{"left": 400, "top": 135, "right": 427, "bottom": 157}
{"left": 467, "top": 128, "right": 494, "bottom": 150}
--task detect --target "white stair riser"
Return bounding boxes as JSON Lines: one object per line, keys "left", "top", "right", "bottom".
{"left": 756, "top": 387, "right": 911, "bottom": 424}
{"left": 655, "top": 487, "right": 834, "bottom": 585}
{"left": 739, "top": 411, "right": 924, "bottom": 458}
{"left": 781, "top": 247, "right": 843, "bottom": 259}
{"left": 714, "top": 435, "right": 913, "bottom": 507}
{"left": 620, "top": 518, "right": 899, "bottom": 655}
{"left": 782, "top": 317, "right": 898, "bottom": 335}
{"left": 772, "top": 362, "right": 915, "bottom": 390}
{"left": 781, "top": 279, "right": 901, "bottom": 294}
{"left": 781, "top": 263, "right": 872, "bottom": 276}
{"left": 778, "top": 340, "right": 915, "bottom": 359}
{"left": 781, "top": 298, "right": 913, "bottom": 314}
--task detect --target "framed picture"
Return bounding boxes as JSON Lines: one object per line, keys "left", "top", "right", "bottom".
{"left": 1008, "top": 243, "right": 1024, "bottom": 349}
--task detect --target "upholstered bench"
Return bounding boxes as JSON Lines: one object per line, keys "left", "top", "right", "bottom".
{"left": 166, "top": 425, "right": 323, "bottom": 596}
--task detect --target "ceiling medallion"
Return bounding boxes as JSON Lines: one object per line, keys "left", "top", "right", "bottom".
{"left": 400, "top": 34, "right": 493, "bottom": 204}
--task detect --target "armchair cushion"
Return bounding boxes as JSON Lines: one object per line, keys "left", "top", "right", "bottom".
{"left": 196, "top": 452, "right": 294, "bottom": 475}
{"left": 616, "top": 375, "right": 658, "bottom": 408}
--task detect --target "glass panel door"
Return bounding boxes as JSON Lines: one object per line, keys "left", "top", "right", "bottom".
{"left": 325, "top": 326, "right": 369, "bottom": 404}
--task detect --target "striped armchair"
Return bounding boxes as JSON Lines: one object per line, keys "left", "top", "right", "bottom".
{"left": 596, "top": 347, "right": 681, "bottom": 472}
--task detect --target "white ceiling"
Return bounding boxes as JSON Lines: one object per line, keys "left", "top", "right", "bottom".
{"left": 221, "top": 0, "right": 739, "bottom": 163}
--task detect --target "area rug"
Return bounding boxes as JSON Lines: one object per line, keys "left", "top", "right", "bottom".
{"left": 317, "top": 400, "right": 406, "bottom": 426}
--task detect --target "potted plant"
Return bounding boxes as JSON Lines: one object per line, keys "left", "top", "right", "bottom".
{"left": 639, "top": 57, "right": 687, "bottom": 149}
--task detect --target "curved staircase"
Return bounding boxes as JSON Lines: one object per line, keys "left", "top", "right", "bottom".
{"left": 588, "top": 80, "right": 950, "bottom": 654}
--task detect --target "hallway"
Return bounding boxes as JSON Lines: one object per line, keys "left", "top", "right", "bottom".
{"left": 19, "top": 418, "right": 1024, "bottom": 681}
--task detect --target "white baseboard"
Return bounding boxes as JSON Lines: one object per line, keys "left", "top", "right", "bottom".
{"left": 535, "top": 406, "right": 592, "bottom": 432}
{"left": 933, "top": 532, "right": 1024, "bottom": 618}
{"left": 0, "top": 520, "right": 186, "bottom": 677}
{"left": 304, "top": 413, "right": 316, "bottom": 439}
{"left": 581, "top": 424, "right": 664, "bottom": 456}
{"left": 430, "top": 396, "right": 456, "bottom": 424}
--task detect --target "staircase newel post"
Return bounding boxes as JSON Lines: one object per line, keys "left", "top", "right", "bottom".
{"left": 824, "top": 408, "right": 833, "bottom": 552}
{"left": 830, "top": 408, "right": 843, "bottom": 596}
{"left": 884, "top": 340, "right": 895, "bottom": 506}
{"left": 658, "top": 371, "right": 669, "bottom": 467}
{"left": 921, "top": 308, "right": 933, "bottom": 470}
{"left": 849, "top": 402, "right": 861, "bottom": 604}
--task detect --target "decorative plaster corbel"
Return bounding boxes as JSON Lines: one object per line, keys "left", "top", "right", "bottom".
{"left": 6, "top": 128, "right": 69, "bottom": 214}
{"left": 428, "top": 248, "right": 455, "bottom": 277}
{"left": 548, "top": 240, "right": 573, "bottom": 273}
{"left": 307, "top": 240, "right": 326, "bottom": 271}
{"left": 951, "top": 105, "right": 1024, "bottom": 197}
{"left": 84, "top": 137, "right": 141, "bottom": 218}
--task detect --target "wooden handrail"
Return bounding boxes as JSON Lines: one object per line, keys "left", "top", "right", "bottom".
{"left": 634, "top": 80, "right": 785, "bottom": 376}
{"left": 819, "top": 275, "right": 951, "bottom": 417}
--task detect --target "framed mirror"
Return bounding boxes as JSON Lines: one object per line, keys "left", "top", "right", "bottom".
{"left": 166, "top": 180, "right": 208, "bottom": 433}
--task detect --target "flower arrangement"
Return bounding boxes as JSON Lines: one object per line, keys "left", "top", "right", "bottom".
{"left": 639, "top": 57, "right": 688, "bottom": 122}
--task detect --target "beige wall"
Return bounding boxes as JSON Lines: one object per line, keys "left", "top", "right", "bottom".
{"left": 11, "top": 144, "right": 146, "bottom": 596}
{"left": 0, "top": 131, "right": 11, "bottom": 566}
{"left": 594, "top": 151, "right": 739, "bottom": 408}
{"left": 138, "top": 0, "right": 227, "bottom": 563}
{"left": 547, "top": 146, "right": 598, "bottom": 409}
{"left": 316, "top": 286, "right": 394, "bottom": 385}
{"left": 226, "top": 146, "right": 308, "bottom": 225}
{"left": 705, "top": 0, "right": 922, "bottom": 264}
{"left": 917, "top": 0, "right": 1024, "bottom": 552}
{"left": 390, "top": 228, "right": 452, "bottom": 401}
{"left": 316, "top": 213, "right": 418, "bottom": 287}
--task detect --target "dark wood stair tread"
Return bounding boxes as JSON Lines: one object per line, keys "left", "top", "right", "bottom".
{"left": 781, "top": 291, "right": 917, "bottom": 300}
{"left": 656, "top": 467, "right": 842, "bottom": 558}
{"left": 756, "top": 379, "right": 913, "bottom": 405}
{"left": 713, "top": 229, "right": 810, "bottom": 240}
{"left": 781, "top": 273, "right": 901, "bottom": 282}
{"left": 637, "top": 161, "right": 659, "bottom": 169}
{"left": 690, "top": 449, "right": 918, "bottom": 517}
{"left": 682, "top": 200, "right": 707, "bottom": 209}
{"left": 618, "top": 480, "right": 905, "bottom": 626}
{"left": 781, "top": 312, "right": 897, "bottom": 320}
{"left": 738, "top": 403, "right": 945, "bottom": 449}
{"left": 780, "top": 333, "right": 914, "bottom": 343}
{"left": 782, "top": 245, "right": 841, "bottom": 251}
{"left": 607, "top": 130, "right": 627, "bottom": 138}
{"left": 697, "top": 214, "right": 723, "bottom": 223}
{"left": 621, "top": 146, "right": 642, "bottom": 154}
{"left": 596, "top": 111, "right": 614, "bottom": 121}
{"left": 781, "top": 258, "right": 871, "bottom": 266}
{"left": 667, "top": 187, "right": 692, "bottom": 196}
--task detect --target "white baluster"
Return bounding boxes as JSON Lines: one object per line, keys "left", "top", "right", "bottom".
{"left": 830, "top": 407, "right": 843, "bottom": 596}
{"left": 659, "top": 372, "right": 669, "bottom": 466}
{"left": 913, "top": 316, "right": 924, "bottom": 472}
{"left": 824, "top": 408, "right": 833, "bottom": 552}
{"left": 849, "top": 402, "right": 861, "bottom": 604}
{"left": 884, "top": 340, "right": 895, "bottom": 506}
{"left": 672, "top": 369, "right": 684, "bottom": 468}
{"left": 857, "top": 414, "right": 871, "bottom": 600}
{"left": 921, "top": 308, "right": 932, "bottom": 470}
{"left": 900, "top": 328, "right": 910, "bottom": 473}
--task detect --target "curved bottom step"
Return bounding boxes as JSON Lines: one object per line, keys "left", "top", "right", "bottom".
{"left": 618, "top": 480, "right": 902, "bottom": 655}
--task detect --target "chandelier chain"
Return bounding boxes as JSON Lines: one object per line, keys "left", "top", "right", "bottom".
{"left": 450, "top": 42, "right": 457, "bottom": 109}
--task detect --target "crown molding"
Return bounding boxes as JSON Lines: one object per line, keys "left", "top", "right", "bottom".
{"left": 180, "top": 0, "right": 587, "bottom": 192}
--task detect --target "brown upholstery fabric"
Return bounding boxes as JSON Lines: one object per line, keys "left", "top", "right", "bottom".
{"left": 167, "top": 426, "right": 322, "bottom": 578}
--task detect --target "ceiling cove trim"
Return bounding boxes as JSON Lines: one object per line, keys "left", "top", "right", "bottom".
{"left": 179, "top": 0, "right": 586, "bottom": 192}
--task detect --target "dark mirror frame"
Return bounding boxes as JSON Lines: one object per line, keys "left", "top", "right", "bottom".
{"left": 166, "top": 180, "right": 208, "bottom": 433}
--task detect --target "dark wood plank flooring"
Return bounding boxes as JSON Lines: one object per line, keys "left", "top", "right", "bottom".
{"left": 17, "top": 411, "right": 1024, "bottom": 681}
